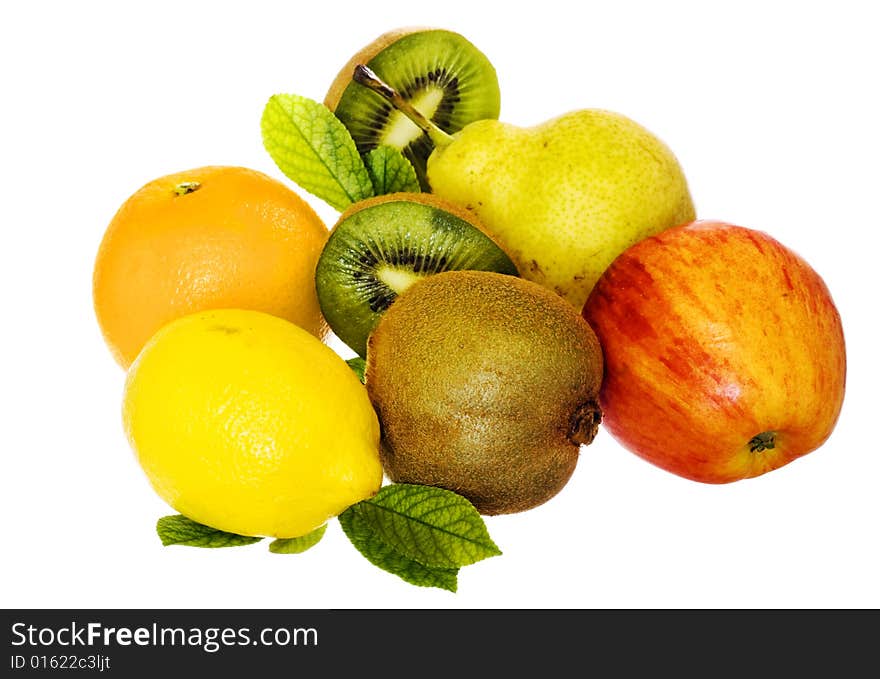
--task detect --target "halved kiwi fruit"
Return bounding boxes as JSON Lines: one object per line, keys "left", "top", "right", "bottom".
{"left": 315, "top": 193, "right": 518, "bottom": 357}
{"left": 324, "top": 27, "right": 500, "bottom": 189}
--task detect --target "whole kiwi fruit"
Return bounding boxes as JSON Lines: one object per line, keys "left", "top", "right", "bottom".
{"left": 365, "top": 270, "right": 604, "bottom": 515}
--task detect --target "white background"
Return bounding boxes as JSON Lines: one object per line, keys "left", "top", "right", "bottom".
{"left": 2, "top": 0, "right": 877, "bottom": 609}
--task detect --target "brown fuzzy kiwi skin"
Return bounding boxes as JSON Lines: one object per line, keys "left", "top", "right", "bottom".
{"left": 324, "top": 27, "right": 432, "bottom": 111}
{"left": 364, "top": 270, "right": 604, "bottom": 515}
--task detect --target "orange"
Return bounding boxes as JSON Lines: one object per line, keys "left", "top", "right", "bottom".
{"left": 93, "top": 166, "right": 330, "bottom": 368}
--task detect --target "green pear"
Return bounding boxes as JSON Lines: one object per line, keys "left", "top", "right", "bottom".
{"left": 352, "top": 66, "right": 695, "bottom": 309}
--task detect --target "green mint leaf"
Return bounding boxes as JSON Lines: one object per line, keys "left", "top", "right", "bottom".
{"left": 269, "top": 524, "right": 327, "bottom": 554}
{"left": 348, "top": 484, "right": 501, "bottom": 569}
{"left": 364, "top": 146, "right": 421, "bottom": 195}
{"left": 156, "top": 515, "right": 263, "bottom": 548}
{"left": 339, "top": 503, "right": 458, "bottom": 592}
{"left": 346, "top": 356, "right": 366, "bottom": 383}
{"left": 261, "top": 94, "right": 374, "bottom": 211}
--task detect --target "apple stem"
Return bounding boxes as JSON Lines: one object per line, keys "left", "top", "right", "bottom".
{"left": 352, "top": 64, "right": 456, "bottom": 148}
{"left": 749, "top": 431, "right": 776, "bottom": 453}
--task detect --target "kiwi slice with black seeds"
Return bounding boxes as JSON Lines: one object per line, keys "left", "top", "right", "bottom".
{"left": 324, "top": 27, "right": 500, "bottom": 189}
{"left": 315, "top": 193, "right": 518, "bottom": 357}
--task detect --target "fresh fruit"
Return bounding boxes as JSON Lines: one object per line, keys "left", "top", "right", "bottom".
{"left": 315, "top": 192, "right": 518, "bottom": 357}
{"left": 325, "top": 27, "right": 500, "bottom": 188}
{"left": 365, "top": 270, "right": 603, "bottom": 515}
{"left": 93, "top": 166, "right": 329, "bottom": 368}
{"left": 352, "top": 66, "right": 695, "bottom": 310}
{"left": 123, "top": 308, "right": 383, "bottom": 538}
{"left": 582, "top": 220, "right": 846, "bottom": 484}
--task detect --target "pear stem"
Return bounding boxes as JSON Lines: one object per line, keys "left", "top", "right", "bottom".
{"left": 352, "top": 64, "right": 455, "bottom": 148}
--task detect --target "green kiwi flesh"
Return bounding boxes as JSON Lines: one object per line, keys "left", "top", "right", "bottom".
{"left": 326, "top": 29, "right": 500, "bottom": 189}
{"left": 315, "top": 194, "right": 518, "bottom": 357}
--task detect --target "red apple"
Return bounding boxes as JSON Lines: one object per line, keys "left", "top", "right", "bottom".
{"left": 581, "top": 220, "right": 846, "bottom": 483}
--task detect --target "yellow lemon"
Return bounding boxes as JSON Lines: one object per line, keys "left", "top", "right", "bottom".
{"left": 122, "top": 309, "right": 383, "bottom": 538}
